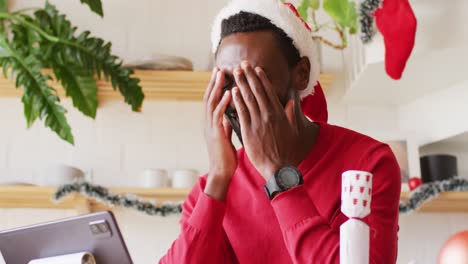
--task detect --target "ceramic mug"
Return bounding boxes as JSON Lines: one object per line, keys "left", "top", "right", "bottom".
{"left": 139, "top": 169, "right": 168, "bottom": 188}
{"left": 36, "top": 164, "right": 85, "bottom": 186}
{"left": 172, "top": 169, "right": 198, "bottom": 189}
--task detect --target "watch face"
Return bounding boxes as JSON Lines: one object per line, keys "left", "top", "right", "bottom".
{"left": 276, "top": 167, "right": 301, "bottom": 189}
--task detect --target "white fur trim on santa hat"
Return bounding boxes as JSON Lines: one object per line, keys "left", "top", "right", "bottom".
{"left": 211, "top": 0, "right": 320, "bottom": 98}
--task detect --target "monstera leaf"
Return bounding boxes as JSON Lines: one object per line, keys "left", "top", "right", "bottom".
{"left": 0, "top": 35, "right": 74, "bottom": 143}
{"left": 80, "top": 0, "right": 103, "bottom": 17}
{"left": 0, "top": 0, "right": 144, "bottom": 144}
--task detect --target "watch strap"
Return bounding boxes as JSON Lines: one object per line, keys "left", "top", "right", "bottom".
{"left": 264, "top": 174, "right": 282, "bottom": 200}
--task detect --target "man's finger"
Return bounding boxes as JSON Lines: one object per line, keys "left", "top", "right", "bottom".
{"left": 207, "top": 71, "right": 225, "bottom": 117}
{"left": 232, "top": 86, "right": 251, "bottom": 128}
{"left": 255, "top": 67, "right": 283, "bottom": 112}
{"left": 203, "top": 67, "right": 219, "bottom": 104}
{"left": 241, "top": 61, "right": 269, "bottom": 112}
{"left": 213, "top": 90, "right": 232, "bottom": 126}
{"left": 222, "top": 116, "right": 233, "bottom": 140}
{"left": 234, "top": 66, "right": 260, "bottom": 120}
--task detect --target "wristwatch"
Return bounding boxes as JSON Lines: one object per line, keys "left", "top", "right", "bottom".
{"left": 264, "top": 166, "right": 304, "bottom": 200}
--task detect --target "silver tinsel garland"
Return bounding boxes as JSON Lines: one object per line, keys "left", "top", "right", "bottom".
{"left": 54, "top": 182, "right": 182, "bottom": 216}
{"left": 399, "top": 177, "right": 468, "bottom": 214}
{"left": 54, "top": 178, "right": 468, "bottom": 216}
{"left": 359, "top": 0, "right": 382, "bottom": 43}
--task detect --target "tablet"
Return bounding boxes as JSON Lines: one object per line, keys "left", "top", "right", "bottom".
{"left": 0, "top": 211, "right": 133, "bottom": 264}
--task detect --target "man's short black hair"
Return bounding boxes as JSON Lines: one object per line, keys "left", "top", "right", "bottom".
{"left": 219, "top": 11, "right": 301, "bottom": 67}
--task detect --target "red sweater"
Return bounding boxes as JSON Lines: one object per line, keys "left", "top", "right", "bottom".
{"left": 160, "top": 122, "right": 401, "bottom": 263}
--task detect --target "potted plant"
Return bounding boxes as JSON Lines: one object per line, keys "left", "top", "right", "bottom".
{"left": 292, "top": 0, "right": 363, "bottom": 50}
{"left": 293, "top": 0, "right": 417, "bottom": 80}
{"left": 0, "top": 0, "right": 144, "bottom": 144}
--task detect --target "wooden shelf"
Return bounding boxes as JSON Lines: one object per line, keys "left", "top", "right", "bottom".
{"left": 0, "top": 185, "right": 190, "bottom": 214}
{"left": 4, "top": 186, "right": 465, "bottom": 213}
{"left": 400, "top": 192, "right": 468, "bottom": 213}
{"left": 0, "top": 70, "right": 334, "bottom": 101}
{"left": 0, "top": 186, "right": 87, "bottom": 210}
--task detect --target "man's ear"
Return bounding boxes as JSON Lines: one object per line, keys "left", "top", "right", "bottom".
{"left": 293, "top": 57, "right": 311, "bottom": 92}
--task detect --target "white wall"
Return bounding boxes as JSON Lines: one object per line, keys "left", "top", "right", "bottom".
{"left": 399, "top": 80, "right": 468, "bottom": 147}
{"left": 1, "top": 1, "right": 467, "bottom": 264}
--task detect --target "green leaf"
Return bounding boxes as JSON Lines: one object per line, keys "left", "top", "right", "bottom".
{"left": 323, "top": 0, "right": 358, "bottom": 32}
{"left": 0, "top": 35, "right": 74, "bottom": 144}
{"left": 0, "top": 45, "right": 8, "bottom": 57}
{"left": 347, "top": 1, "right": 358, "bottom": 34}
{"left": 53, "top": 67, "right": 98, "bottom": 118}
{"left": 297, "top": 0, "right": 321, "bottom": 20}
{"left": 0, "top": 0, "right": 7, "bottom": 13}
{"left": 0, "top": 0, "right": 8, "bottom": 32}
{"left": 9, "top": 17, "right": 41, "bottom": 58}
{"left": 34, "top": 4, "right": 144, "bottom": 111}
{"left": 79, "top": 0, "right": 103, "bottom": 17}
{"left": 297, "top": 0, "right": 310, "bottom": 21}
{"left": 22, "top": 88, "right": 41, "bottom": 127}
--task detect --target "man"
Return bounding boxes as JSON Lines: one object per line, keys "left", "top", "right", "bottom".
{"left": 160, "top": 0, "right": 400, "bottom": 263}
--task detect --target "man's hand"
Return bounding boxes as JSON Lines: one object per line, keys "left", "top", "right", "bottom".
{"left": 203, "top": 68, "right": 237, "bottom": 201}
{"left": 232, "top": 61, "right": 300, "bottom": 180}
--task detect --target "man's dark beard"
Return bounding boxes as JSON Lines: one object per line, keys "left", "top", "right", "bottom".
{"left": 225, "top": 106, "right": 243, "bottom": 145}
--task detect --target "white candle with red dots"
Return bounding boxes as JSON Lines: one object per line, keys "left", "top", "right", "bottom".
{"left": 340, "top": 170, "right": 373, "bottom": 264}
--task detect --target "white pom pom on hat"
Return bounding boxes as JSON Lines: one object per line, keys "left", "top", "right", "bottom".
{"left": 210, "top": 0, "right": 320, "bottom": 99}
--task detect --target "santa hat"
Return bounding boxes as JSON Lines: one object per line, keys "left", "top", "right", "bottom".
{"left": 211, "top": 0, "right": 328, "bottom": 123}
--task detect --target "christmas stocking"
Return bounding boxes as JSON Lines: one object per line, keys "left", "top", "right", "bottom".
{"left": 374, "top": 0, "right": 417, "bottom": 80}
